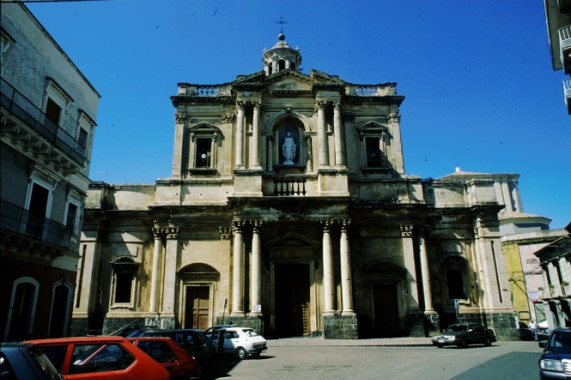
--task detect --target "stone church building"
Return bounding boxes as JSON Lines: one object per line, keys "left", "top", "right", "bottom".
{"left": 73, "top": 34, "right": 517, "bottom": 339}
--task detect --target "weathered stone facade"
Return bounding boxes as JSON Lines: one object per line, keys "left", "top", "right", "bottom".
{"left": 74, "top": 34, "right": 517, "bottom": 339}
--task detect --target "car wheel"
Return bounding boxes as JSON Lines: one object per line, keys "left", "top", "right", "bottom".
{"left": 235, "top": 347, "right": 247, "bottom": 360}
{"left": 437, "top": 344, "right": 443, "bottom": 348}
{"left": 485, "top": 337, "right": 492, "bottom": 346}
{"left": 459, "top": 339, "right": 468, "bottom": 348}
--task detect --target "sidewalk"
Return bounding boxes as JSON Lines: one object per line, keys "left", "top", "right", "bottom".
{"left": 267, "top": 336, "right": 434, "bottom": 347}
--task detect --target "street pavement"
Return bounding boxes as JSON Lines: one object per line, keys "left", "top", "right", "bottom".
{"left": 267, "top": 336, "right": 434, "bottom": 347}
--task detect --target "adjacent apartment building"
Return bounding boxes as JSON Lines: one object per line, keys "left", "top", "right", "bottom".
{"left": 0, "top": 3, "right": 99, "bottom": 340}
{"left": 544, "top": 0, "right": 571, "bottom": 113}
{"left": 74, "top": 33, "right": 522, "bottom": 340}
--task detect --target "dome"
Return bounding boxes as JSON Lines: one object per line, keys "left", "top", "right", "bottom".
{"left": 262, "top": 33, "right": 302, "bottom": 75}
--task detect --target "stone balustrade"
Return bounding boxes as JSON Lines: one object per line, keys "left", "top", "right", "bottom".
{"left": 273, "top": 177, "right": 307, "bottom": 196}
{"left": 345, "top": 84, "right": 396, "bottom": 96}
{"left": 177, "top": 83, "right": 232, "bottom": 96}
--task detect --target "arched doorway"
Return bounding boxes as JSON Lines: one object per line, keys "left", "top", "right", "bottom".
{"left": 48, "top": 280, "right": 73, "bottom": 337}
{"left": 179, "top": 263, "right": 220, "bottom": 330}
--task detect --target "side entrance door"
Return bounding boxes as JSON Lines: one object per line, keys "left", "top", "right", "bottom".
{"left": 373, "top": 283, "right": 400, "bottom": 337}
{"left": 185, "top": 286, "right": 209, "bottom": 330}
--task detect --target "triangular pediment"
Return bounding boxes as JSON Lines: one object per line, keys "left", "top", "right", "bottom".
{"left": 358, "top": 120, "right": 389, "bottom": 132}
{"left": 266, "top": 231, "right": 320, "bottom": 249}
{"left": 266, "top": 74, "right": 313, "bottom": 92}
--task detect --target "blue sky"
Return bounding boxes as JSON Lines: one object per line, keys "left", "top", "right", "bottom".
{"left": 27, "top": 0, "right": 570, "bottom": 229}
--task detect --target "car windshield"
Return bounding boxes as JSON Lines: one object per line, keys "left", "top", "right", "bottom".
{"left": 444, "top": 324, "right": 468, "bottom": 333}
{"left": 242, "top": 329, "right": 258, "bottom": 337}
{"left": 548, "top": 332, "right": 571, "bottom": 353}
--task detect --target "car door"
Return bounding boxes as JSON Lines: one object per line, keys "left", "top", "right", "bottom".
{"left": 223, "top": 331, "right": 239, "bottom": 353}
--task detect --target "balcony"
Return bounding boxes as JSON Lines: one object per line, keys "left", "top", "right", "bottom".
{"left": 559, "top": 25, "right": 571, "bottom": 74}
{"left": 0, "top": 199, "right": 75, "bottom": 251}
{"left": 564, "top": 79, "right": 571, "bottom": 114}
{"left": 0, "top": 78, "right": 85, "bottom": 171}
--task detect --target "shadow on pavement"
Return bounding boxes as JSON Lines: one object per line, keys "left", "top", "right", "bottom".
{"left": 450, "top": 352, "right": 540, "bottom": 379}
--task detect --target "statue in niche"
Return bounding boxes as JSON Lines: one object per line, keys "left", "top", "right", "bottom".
{"left": 282, "top": 132, "right": 297, "bottom": 165}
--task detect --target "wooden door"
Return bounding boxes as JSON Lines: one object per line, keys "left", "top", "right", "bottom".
{"left": 373, "top": 283, "right": 400, "bottom": 337}
{"left": 185, "top": 286, "right": 209, "bottom": 330}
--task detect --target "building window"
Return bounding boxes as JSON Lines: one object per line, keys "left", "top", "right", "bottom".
{"left": 365, "top": 136, "right": 383, "bottom": 167}
{"left": 78, "top": 128, "right": 88, "bottom": 147}
{"left": 110, "top": 257, "right": 139, "bottom": 309}
{"left": 4, "top": 277, "right": 39, "bottom": 341}
{"left": 65, "top": 203, "right": 78, "bottom": 234}
{"left": 45, "top": 98, "right": 62, "bottom": 125}
{"left": 444, "top": 256, "right": 468, "bottom": 301}
{"left": 195, "top": 138, "right": 211, "bottom": 168}
{"left": 358, "top": 121, "right": 389, "bottom": 172}
{"left": 188, "top": 123, "right": 220, "bottom": 174}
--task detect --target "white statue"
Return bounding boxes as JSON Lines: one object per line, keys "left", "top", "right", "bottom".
{"left": 282, "top": 132, "right": 296, "bottom": 165}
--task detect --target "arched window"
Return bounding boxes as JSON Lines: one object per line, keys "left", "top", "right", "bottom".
{"left": 279, "top": 59, "right": 286, "bottom": 71}
{"left": 4, "top": 277, "right": 39, "bottom": 341}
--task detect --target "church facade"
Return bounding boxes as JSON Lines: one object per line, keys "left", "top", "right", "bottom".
{"left": 73, "top": 34, "right": 517, "bottom": 339}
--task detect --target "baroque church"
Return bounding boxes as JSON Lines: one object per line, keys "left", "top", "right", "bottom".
{"left": 73, "top": 33, "right": 517, "bottom": 339}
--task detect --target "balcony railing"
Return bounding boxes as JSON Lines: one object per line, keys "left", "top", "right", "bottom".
{"left": 273, "top": 177, "right": 307, "bottom": 196}
{"left": 0, "top": 78, "right": 85, "bottom": 165}
{"left": 559, "top": 25, "right": 571, "bottom": 49}
{"left": 0, "top": 199, "right": 74, "bottom": 250}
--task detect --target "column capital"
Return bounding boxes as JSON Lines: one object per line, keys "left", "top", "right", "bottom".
{"left": 400, "top": 224, "right": 414, "bottom": 237}
{"left": 151, "top": 227, "right": 164, "bottom": 239}
{"left": 340, "top": 219, "right": 351, "bottom": 231}
{"left": 165, "top": 227, "right": 179, "bottom": 240}
{"left": 250, "top": 220, "right": 263, "bottom": 232}
{"left": 236, "top": 100, "right": 247, "bottom": 108}
{"left": 219, "top": 226, "right": 232, "bottom": 240}
{"left": 315, "top": 100, "right": 328, "bottom": 109}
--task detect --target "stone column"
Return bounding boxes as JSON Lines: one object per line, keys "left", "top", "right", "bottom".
{"left": 235, "top": 102, "right": 245, "bottom": 169}
{"left": 340, "top": 219, "right": 355, "bottom": 315}
{"left": 210, "top": 132, "right": 218, "bottom": 169}
{"left": 250, "top": 221, "right": 262, "bottom": 316}
{"left": 418, "top": 230, "right": 434, "bottom": 313}
{"left": 150, "top": 228, "right": 163, "bottom": 313}
{"left": 251, "top": 102, "right": 262, "bottom": 169}
{"left": 304, "top": 132, "right": 313, "bottom": 172}
{"left": 316, "top": 101, "right": 329, "bottom": 168}
{"left": 231, "top": 221, "right": 245, "bottom": 316}
{"left": 333, "top": 102, "right": 346, "bottom": 168}
{"left": 267, "top": 136, "right": 273, "bottom": 172}
{"left": 161, "top": 227, "right": 179, "bottom": 320}
{"left": 322, "top": 220, "right": 335, "bottom": 315}
{"left": 401, "top": 225, "right": 420, "bottom": 309}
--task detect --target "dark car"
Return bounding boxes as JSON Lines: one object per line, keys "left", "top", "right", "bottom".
{"left": 128, "top": 329, "right": 215, "bottom": 369}
{"left": 539, "top": 328, "right": 571, "bottom": 379}
{"left": 0, "top": 342, "right": 62, "bottom": 380}
{"left": 518, "top": 322, "right": 535, "bottom": 341}
{"left": 431, "top": 323, "right": 496, "bottom": 348}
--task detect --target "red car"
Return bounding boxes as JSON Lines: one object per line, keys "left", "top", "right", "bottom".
{"left": 127, "top": 337, "right": 201, "bottom": 379}
{"left": 25, "top": 336, "right": 169, "bottom": 380}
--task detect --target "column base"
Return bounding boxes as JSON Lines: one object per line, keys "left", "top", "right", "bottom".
{"left": 323, "top": 314, "right": 358, "bottom": 339}
{"left": 407, "top": 310, "right": 439, "bottom": 337}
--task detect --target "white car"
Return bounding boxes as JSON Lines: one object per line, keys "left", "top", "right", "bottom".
{"left": 212, "top": 327, "right": 267, "bottom": 359}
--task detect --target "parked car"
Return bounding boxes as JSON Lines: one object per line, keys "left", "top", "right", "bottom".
{"left": 127, "top": 329, "right": 215, "bottom": 369}
{"left": 204, "top": 325, "right": 233, "bottom": 341}
{"left": 127, "top": 337, "right": 201, "bottom": 380}
{"left": 539, "top": 328, "right": 571, "bottom": 379}
{"left": 517, "top": 322, "right": 535, "bottom": 341}
{"left": 211, "top": 327, "right": 267, "bottom": 360}
{"left": 25, "top": 336, "right": 169, "bottom": 380}
{"left": 431, "top": 323, "right": 496, "bottom": 348}
{"left": 0, "top": 342, "right": 62, "bottom": 380}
